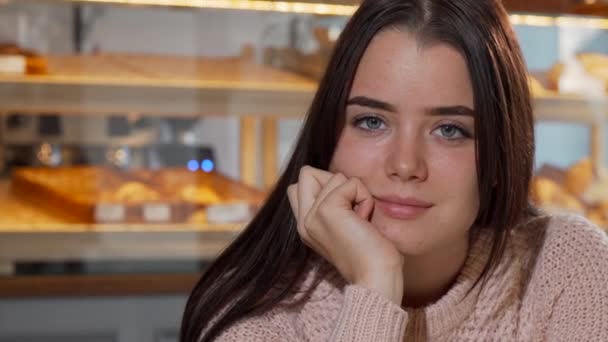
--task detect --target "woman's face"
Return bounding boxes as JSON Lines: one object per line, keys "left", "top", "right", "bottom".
{"left": 330, "top": 29, "right": 479, "bottom": 256}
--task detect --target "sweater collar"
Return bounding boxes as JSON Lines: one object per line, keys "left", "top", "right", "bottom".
{"left": 422, "top": 230, "right": 493, "bottom": 338}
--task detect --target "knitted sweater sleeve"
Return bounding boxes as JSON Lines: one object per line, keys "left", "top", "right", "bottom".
{"left": 215, "top": 284, "right": 407, "bottom": 341}
{"left": 543, "top": 216, "right": 608, "bottom": 341}
{"left": 328, "top": 285, "right": 408, "bottom": 341}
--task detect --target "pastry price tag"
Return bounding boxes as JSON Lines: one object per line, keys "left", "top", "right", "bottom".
{"left": 143, "top": 203, "right": 171, "bottom": 223}
{"left": 0, "top": 55, "right": 26, "bottom": 74}
{"left": 207, "top": 202, "right": 251, "bottom": 224}
{"left": 94, "top": 204, "right": 126, "bottom": 223}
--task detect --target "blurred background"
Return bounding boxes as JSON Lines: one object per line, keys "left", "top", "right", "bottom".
{"left": 0, "top": 0, "right": 606, "bottom": 341}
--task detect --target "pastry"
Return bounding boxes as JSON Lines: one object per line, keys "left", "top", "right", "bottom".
{"left": 587, "top": 201, "right": 608, "bottom": 229}
{"left": 531, "top": 176, "right": 584, "bottom": 213}
{"left": 587, "top": 209, "right": 606, "bottom": 228}
{"left": 531, "top": 177, "right": 560, "bottom": 205}
{"left": 581, "top": 175, "right": 608, "bottom": 205}
{"left": 547, "top": 63, "right": 564, "bottom": 91}
{"left": 114, "top": 181, "right": 161, "bottom": 203}
{"left": 11, "top": 167, "right": 161, "bottom": 222}
{"left": 578, "top": 53, "right": 608, "bottom": 90}
{"left": 179, "top": 184, "right": 221, "bottom": 205}
{"left": 547, "top": 53, "right": 608, "bottom": 93}
{"left": 187, "top": 209, "right": 208, "bottom": 224}
{"left": 0, "top": 43, "right": 48, "bottom": 74}
{"left": 528, "top": 75, "right": 548, "bottom": 96}
{"left": 564, "top": 158, "right": 594, "bottom": 197}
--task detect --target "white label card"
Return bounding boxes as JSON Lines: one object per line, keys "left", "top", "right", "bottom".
{"left": 143, "top": 203, "right": 171, "bottom": 222}
{"left": 95, "top": 204, "right": 126, "bottom": 222}
{"left": 207, "top": 202, "right": 251, "bottom": 224}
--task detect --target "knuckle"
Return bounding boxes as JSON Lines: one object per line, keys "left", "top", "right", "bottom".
{"left": 303, "top": 212, "right": 315, "bottom": 232}
{"left": 296, "top": 224, "right": 307, "bottom": 239}
{"left": 316, "top": 202, "right": 331, "bottom": 221}
{"left": 301, "top": 165, "right": 313, "bottom": 175}
{"left": 351, "top": 177, "right": 363, "bottom": 187}
{"left": 334, "top": 172, "right": 347, "bottom": 181}
{"left": 298, "top": 166, "right": 309, "bottom": 181}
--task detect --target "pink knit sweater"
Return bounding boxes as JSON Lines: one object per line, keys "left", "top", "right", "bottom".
{"left": 213, "top": 214, "right": 608, "bottom": 341}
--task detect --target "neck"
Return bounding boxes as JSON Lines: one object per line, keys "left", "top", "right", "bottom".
{"left": 401, "top": 234, "right": 469, "bottom": 308}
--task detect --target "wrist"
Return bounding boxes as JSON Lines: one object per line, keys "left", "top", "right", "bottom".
{"left": 355, "top": 272, "right": 404, "bottom": 306}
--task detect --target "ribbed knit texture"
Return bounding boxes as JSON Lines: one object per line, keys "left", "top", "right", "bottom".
{"left": 212, "top": 214, "right": 608, "bottom": 341}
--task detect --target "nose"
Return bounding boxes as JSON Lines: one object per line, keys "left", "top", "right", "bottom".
{"left": 385, "top": 129, "right": 428, "bottom": 183}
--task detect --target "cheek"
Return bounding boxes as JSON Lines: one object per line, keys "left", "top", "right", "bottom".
{"left": 329, "top": 132, "right": 383, "bottom": 175}
{"left": 430, "top": 146, "right": 478, "bottom": 194}
{"left": 424, "top": 145, "right": 480, "bottom": 229}
{"left": 432, "top": 147, "right": 480, "bottom": 224}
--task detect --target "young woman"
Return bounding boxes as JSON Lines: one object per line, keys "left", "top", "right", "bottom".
{"left": 181, "top": 0, "right": 608, "bottom": 341}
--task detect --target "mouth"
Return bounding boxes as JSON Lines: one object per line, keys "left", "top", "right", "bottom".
{"left": 374, "top": 195, "right": 433, "bottom": 220}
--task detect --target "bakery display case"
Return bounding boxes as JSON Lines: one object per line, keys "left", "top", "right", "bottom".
{"left": 0, "top": 1, "right": 325, "bottom": 301}
{"left": 0, "top": 0, "right": 606, "bottom": 295}
{"left": 0, "top": 1, "right": 604, "bottom": 341}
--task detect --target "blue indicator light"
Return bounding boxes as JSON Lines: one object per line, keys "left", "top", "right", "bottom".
{"left": 201, "top": 159, "right": 214, "bottom": 173}
{"left": 187, "top": 159, "right": 199, "bottom": 172}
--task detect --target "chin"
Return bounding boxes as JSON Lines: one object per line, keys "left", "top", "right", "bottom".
{"left": 371, "top": 213, "right": 434, "bottom": 256}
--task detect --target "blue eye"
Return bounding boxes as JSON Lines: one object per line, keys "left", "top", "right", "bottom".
{"left": 433, "top": 124, "right": 470, "bottom": 140}
{"left": 354, "top": 116, "right": 386, "bottom": 131}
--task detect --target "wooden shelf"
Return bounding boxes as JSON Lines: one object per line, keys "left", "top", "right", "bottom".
{"left": 0, "top": 54, "right": 316, "bottom": 117}
{"left": 0, "top": 180, "right": 242, "bottom": 265}
{"left": 0, "top": 228, "right": 238, "bottom": 264}
{"left": 0, "top": 55, "right": 605, "bottom": 123}
{"left": 0, "top": 273, "right": 202, "bottom": 297}
{"left": 533, "top": 93, "right": 608, "bottom": 124}
{"left": 504, "top": 0, "right": 608, "bottom": 17}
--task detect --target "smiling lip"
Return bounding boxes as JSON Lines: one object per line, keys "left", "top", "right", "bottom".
{"left": 374, "top": 195, "right": 433, "bottom": 220}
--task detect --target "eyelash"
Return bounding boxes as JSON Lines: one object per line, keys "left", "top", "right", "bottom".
{"left": 435, "top": 124, "right": 473, "bottom": 140}
{"left": 353, "top": 115, "right": 387, "bottom": 131}
{"left": 351, "top": 114, "right": 473, "bottom": 140}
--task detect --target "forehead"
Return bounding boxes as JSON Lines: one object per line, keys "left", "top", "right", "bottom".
{"left": 350, "top": 29, "right": 474, "bottom": 110}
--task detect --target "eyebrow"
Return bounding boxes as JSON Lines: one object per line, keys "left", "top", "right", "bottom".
{"left": 347, "top": 96, "right": 397, "bottom": 112}
{"left": 346, "top": 96, "right": 475, "bottom": 117}
{"left": 429, "top": 105, "right": 475, "bottom": 117}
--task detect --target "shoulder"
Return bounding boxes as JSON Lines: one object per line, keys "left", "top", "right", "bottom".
{"left": 216, "top": 261, "right": 346, "bottom": 342}
{"left": 519, "top": 216, "right": 608, "bottom": 340}
{"left": 214, "top": 308, "right": 300, "bottom": 341}
{"left": 526, "top": 213, "right": 608, "bottom": 294}
{"left": 542, "top": 213, "right": 608, "bottom": 265}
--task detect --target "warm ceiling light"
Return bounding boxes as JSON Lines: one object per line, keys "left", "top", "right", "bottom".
{"left": 61, "top": 0, "right": 358, "bottom": 15}
{"left": 556, "top": 16, "right": 608, "bottom": 29}
{"left": 26, "top": 1, "right": 608, "bottom": 28}
{"left": 509, "top": 14, "right": 556, "bottom": 27}
{"left": 509, "top": 14, "right": 608, "bottom": 29}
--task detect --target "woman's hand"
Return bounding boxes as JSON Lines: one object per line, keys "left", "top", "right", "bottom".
{"left": 287, "top": 166, "right": 404, "bottom": 306}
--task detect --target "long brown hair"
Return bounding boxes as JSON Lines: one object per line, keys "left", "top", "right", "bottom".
{"left": 180, "top": 1, "right": 536, "bottom": 340}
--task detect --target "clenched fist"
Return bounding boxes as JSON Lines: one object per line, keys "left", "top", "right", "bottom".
{"left": 287, "top": 166, "right": 405, "bottom": 305}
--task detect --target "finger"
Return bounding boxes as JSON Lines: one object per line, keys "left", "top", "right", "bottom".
{"left": 297, "top": 166, "right": 333, "bottom": 224}
{"left": 351, "top": 178, "right": 374, "bottom": 220}
{"left": 287, "top": 184, "right": 299, "bottom": 218}
{"left": 288, "top": 183, "right": 313, "bottom": 245}
{"left": 304, "top": 173, "right": 349, "bottom": 250}
{"left": 307, "top": 172, "right": 348, "bottom": 222}
{"left": 327, "top": 177, "right": 374, "bottom": 219}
